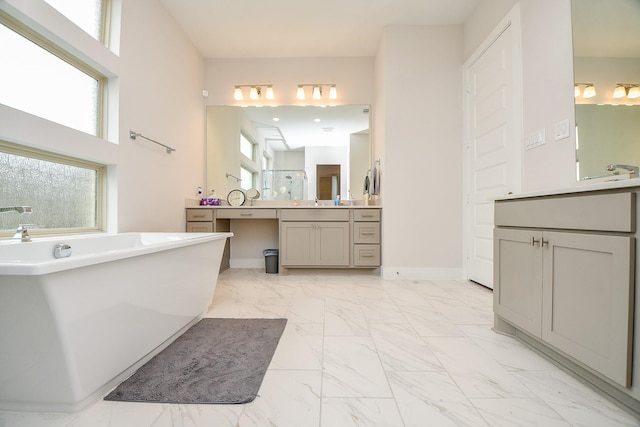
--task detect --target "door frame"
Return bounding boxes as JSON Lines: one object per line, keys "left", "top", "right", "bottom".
{"left": 462, "top": 4, "right": 524, "bottom": 286}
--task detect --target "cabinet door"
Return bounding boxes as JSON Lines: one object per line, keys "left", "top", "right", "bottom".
{"left": 493, "top": 228, "right": 543, "bottom": 337}
{"left": 541, "top": 232, "right": 634, "bottom": 387}
{"left": 281, "top": 222, "right": 314, "bottom": 266}
{"left": 316, "top": 222, "right": 350, "bottom": 266}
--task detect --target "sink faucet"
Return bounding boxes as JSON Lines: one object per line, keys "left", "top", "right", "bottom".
{"left": 606, "top": 164, "right": 639, "bottom": 176}
{"left": 1, "top": 206, "right": 34, "bottom": 242}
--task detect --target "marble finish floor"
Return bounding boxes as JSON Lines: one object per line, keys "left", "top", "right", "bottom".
{"left": 2, "top": 269, "right": 639, "bottom": 426}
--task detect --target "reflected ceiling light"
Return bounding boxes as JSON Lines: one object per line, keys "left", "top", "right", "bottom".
{"left": 296, "top": 84, "right": 338, "bottom": 102}
{"left": 232, "top": 84, "right": 275, "bottom": 102}
{"left": 574, "top": 85, "right": 581, "bottom": 97}
{"left": 582, "top": 84, "right": 596, "bottom": 98}
{"left": 613, "top": 85, "right": 627, "bottom": 99}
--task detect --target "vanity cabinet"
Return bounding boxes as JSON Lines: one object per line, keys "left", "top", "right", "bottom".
{"left": 280, "top": 209, "right": 350, "bottom": 267}
{"left": 353, "top": 209, "right": 381, "bottom": 266}
{"left": 186, "top": 209, "right": 213, "bottom": 232}
{"left": 494, "top": 191, "right": 635, "bottom": 388}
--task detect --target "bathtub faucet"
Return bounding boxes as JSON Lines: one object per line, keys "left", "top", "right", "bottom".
{"left": 13, "top": 224, "right": 32, "bottom": 242}
{"left": 0, "top": 206, "right": 33, "bottom": 214}
{"left": 606, "top": 164, "right": 639, "bottom": 176}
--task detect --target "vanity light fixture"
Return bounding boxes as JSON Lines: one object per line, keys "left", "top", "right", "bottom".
{"left": 575, "top": 83, "right": 596, "bottom": 98}
{"left": 296, "top": 84, "right": 338, "bottom": 101}
{"left": 613, "top": 85, "right": 628, "bottom": 99}
{"left": 233, "top": 84, "right": 275, "bottom": 102}
{"left": 629, "top": 86, "right": 640, "bottom": 99}
{"left": 582, "top": 84, "right": 596, "bottom": 98}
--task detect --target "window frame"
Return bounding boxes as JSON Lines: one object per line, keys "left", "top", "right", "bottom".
{"left": 0, "top": 141, "right": 107, "bottom": 238}
{"left": 0, "top": 10, "right": 109, "bottom": 138}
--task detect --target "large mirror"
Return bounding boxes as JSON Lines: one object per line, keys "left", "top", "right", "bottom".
{"left": 206, "top": 105, "right": 371, "bottom": 201}
{"left": 572, "top": 0, "right": 640, "bottom": 180}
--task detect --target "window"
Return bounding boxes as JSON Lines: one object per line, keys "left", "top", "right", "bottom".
{"left": 43, "top": 0, "right": 107, "bottom": 42}
{"left": 0, "top": 18, "right": 105, "bottom": 136}
{"left": 240, "top": 132, "right": 256, "bottom": 161}
{"left": 0, "top": 142, "right": 105, "bottom": 236}
{"left": 240, "top": 165, "right": 256, "bottom": 191}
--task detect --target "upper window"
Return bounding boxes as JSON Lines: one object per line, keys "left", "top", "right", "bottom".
{"left": 43, "top": 0, "right": 106, "bottom": 41}
{"left": 0, "top": 19, "right": 105, "bottom": 136}
{"left": 240, "top": 132, "right": 256, "bottom": 161}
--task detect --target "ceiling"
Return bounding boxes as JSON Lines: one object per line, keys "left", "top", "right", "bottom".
{"left": 159, "top": 0, "right": 481, "bottom": 59}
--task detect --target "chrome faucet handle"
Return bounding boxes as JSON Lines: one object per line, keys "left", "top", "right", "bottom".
{"left": 13, "top": 223, "right": 36, "bottom": 242}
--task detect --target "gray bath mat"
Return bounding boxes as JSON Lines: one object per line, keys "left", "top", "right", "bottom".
{"left": 104, "top": 318, "right": 287, "bottom": 404}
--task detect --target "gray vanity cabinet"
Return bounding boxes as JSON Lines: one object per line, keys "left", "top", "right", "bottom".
{"left": 494, "top": 191, "right": 635, "bottom": 388}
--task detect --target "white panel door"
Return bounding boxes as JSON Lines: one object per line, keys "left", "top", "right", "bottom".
{"left": 464, "top": 9, "right": 522, "bottom": 289}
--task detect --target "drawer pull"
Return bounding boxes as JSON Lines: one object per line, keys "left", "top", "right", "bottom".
{"left": 361, "top": 232, "right": 375, "bottom": 236}
{"left": 193, "top": 214, "right": 206, "bottom": 218}
{"left": 240, "top": 213, "right": 253, "bottom": 217}
{"left": 530, "top": 236, "right": 539, "bottom": 246}
{"left": 540, "top": 237, "right": 548, "bottom": 247}
{"left": 360, "top": 254, "right": 375, "bottom": 258}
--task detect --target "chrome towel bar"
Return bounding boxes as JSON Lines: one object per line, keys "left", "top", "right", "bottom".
{"left": 130, "top": 131, "right": 176, "bottom": 154}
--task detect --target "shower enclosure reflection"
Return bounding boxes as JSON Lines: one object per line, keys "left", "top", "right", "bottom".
{"left": 262, "top": 170, "right": 308, "bottom": 201}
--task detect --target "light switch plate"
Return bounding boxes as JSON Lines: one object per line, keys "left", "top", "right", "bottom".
{"left": 525, "top": 128, "right": 546, "bottom": 150}
{"left": 554, "top": 119, "right": 570, "bottom": 141}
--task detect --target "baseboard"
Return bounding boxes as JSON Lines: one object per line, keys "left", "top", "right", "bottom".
{"left": 230, "top": 258, "right": 264, "bottom": 269}
{"left": 381, "top": 267, "right": 464, "bottom": 281}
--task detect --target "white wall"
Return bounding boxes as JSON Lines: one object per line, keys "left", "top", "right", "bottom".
{"left": 375, "top": 25, "right": 464, "bottom": 279}
{"left": 0, "top": 0, "right": 206, "bottom": 233}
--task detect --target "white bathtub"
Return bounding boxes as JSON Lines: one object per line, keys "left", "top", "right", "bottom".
{"left": 0, "top": 232, "right": 232, "bottom": 412}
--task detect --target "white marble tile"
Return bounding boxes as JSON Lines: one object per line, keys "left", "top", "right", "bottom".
{"left": 387, "top": 371, "right": 488, "bottom": 427}
{"left": 459, "top": 324, "right": 559, "bottom": 372}
{"left": 236, "top": 370, "right": 321, "bottom": 427}
{"left": 514, "top": 370, "right": 640, "bottom": 427}
{"left": 321, "top": 398, "right": 403, "bottom": 427}
{"left": 399, "top": 304, "right": 465, "bottom": 337}
{"left": 322, "top": 336, "right": 392, "bottom": 398}
{"left": 150, "top": 404, "right": 243, "bottom": 427}
{"left": 285, "top": 293, "right": 326, "bottom": 323}
{"left": 426, "top": 297, "right": 494, "bottom": 325}
{"left": 361, "top": 297, "right": 407, "bottom": 324}
{"left": 426, "top": 336, "right": 534, "bottom": 399}
{"left": 0, "top": 411, "right": 75, "bottom": 427}
{"left": 470, "top": 397, "right": 570, "bottom": 427}
{"left": 369, "top": 323, "right": 443, "bottom": 372}
{"left": 324, "top": 298, "right": 370, "bottom": 337}
{"left": 270, "top": 322, "right": 324, "bottom": 370}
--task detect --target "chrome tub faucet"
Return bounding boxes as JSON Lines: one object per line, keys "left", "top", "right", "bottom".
{"left": 1, "top": 206, "right": 34, "bottom": 242}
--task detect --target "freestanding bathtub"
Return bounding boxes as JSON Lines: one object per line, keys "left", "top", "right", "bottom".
{"left": 0, "top": 232, "right": 232, "bottom": 412}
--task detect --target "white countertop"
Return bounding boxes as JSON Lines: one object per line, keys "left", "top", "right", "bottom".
{"left": 187, "top": 203, "right": 381, "bottom": 209}
{"left": 496, "top": 176, "right": 640, "bottom": 201}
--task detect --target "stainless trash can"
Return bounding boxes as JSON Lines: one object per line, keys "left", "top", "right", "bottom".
{"left": 263, "top": 249, "right": 279, "bottom": 274}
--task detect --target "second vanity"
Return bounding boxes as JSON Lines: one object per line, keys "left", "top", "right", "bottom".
{"left": 186, "top": 205, "right": 381, "bottom": 273}
{"left": 494, "top": 180, "right": 640, "bottom": 415}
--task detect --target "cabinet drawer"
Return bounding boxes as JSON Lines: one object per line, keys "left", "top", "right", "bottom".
{"left": 495, "top": 192, "right": 635, "bottom": 232}
{"left": 216, "top": 209, "right": 277, "bottom": 219}
{"left": 354, "top": 223, "right": 380, "bottom": 244}
{"left": 354, "top": 245, "right": 380, "bottom": 266}
{"left": 186, "top": 209, "right": 213, "bottom": 222}
{"left": 354, "top": 209, "right": 381, "bottom": 222}
{"left": 186, "top": 222, "right": 213, "bottom": 232}
{"left": 280, "top": 209, "right": 349, "bottom": 221}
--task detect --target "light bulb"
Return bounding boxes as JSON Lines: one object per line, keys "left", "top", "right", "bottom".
{"left": 574, "top": 85, "right": 581, "bottom": 97}
{"left": 249, "top": 86, "right": 260, "bottom": 100}
{"left": 312, "top": 86, "right": 322, "bottom": 100}
{"left": 583, "top": 85, "right": 596, "bottom": 98}
{"left": 265, "top": 86, "right": 275, "bottom": 100}
{"left": 329, "top": 85, "right": 337, "bottom": 100}
{"left": 234, "top": 87, "right": 244, "bottom": 101}
{"left": 613, "top": 85, "right": 627, "bottom": 99}
{"left": 296, "top": 86, "right": 305, "bottom": 100}
{"left": 628, "top": 86, "right": 640, "bottom": 99}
